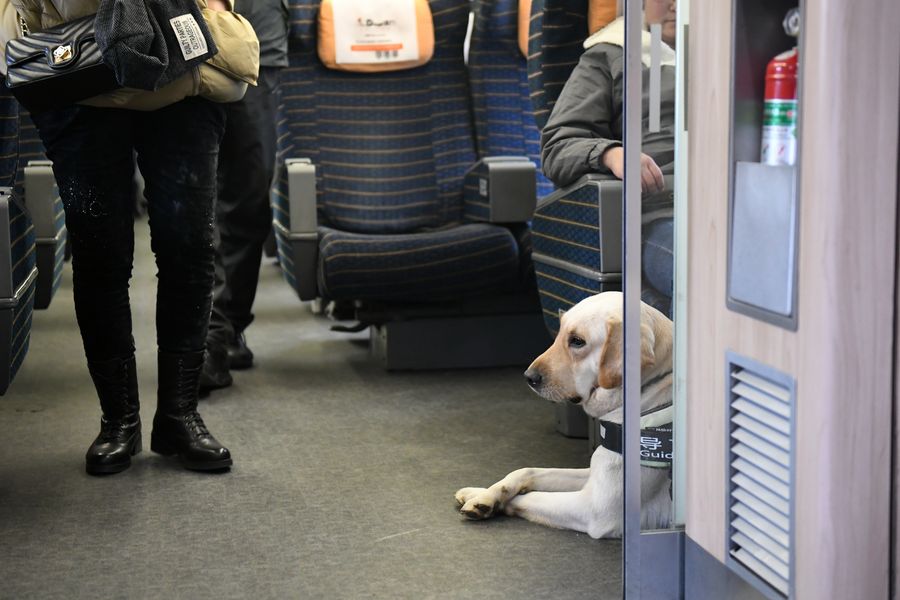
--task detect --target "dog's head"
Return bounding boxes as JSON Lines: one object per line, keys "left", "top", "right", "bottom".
{"left": 523, "top": 292, "right": 672, "bottom": 419}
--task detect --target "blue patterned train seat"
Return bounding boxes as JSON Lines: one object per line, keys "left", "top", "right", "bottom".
{"left": 467, "top": 0, "right": 552, "bottom": 199}
{"left": 273, "top": 0, "right": 551, "bottom": 369}
{"left": 0, "top": 88, "right": 37, "bottom": 395}
{"left": 524, "top": 0, "right": 623, "bottom": 334}
{"left": 274, "top": 0, "right": 534, "bottom": 304}
{"left": 15, "top": 110, "right": 65, "bottom": 310}
{"left": 531, "top": 177, "right": 624, "bottom": 333}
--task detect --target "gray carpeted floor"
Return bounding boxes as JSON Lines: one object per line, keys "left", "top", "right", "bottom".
{"left": 0, "top": 222, "right": 622, "bottom": 599}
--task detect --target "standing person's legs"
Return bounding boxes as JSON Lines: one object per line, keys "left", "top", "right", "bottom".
{"left": 31, "top": 106, "right": 142, "bottom": 475}
{"left": 203, "top": 67, "right": 280, "bottom": 388}
{"left": 135, "top": 97, "right": 232, "bottom": 471}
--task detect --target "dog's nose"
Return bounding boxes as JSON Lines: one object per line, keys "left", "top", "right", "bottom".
{"left": 524, "top": 368, "right": 543, "bottom": 388}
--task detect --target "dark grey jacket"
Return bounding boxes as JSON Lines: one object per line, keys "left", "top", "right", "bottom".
{"left": 541, "top": 41, "right": 676, "bottom": 188}
{"left": 235, "top": 0, "right": 288, "bottom": 67}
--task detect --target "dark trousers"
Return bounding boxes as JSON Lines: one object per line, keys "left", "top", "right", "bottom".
{"left": 32, "top": 98, "right": 226, "bottom": 361}
{"left": 207, "top": 67, "right": 280, "bottom": 345}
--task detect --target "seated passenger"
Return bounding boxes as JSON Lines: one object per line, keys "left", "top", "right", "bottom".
{"left": 541, "top": 0, "right": 677, "bottom": 315}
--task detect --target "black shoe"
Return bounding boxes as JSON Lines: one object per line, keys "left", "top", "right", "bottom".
{"left": 85, "top": 355, "right": 141, "bottom": 476}
{"left": 151, "top": 351, "right": 232, "bottom": 471}
{"left": 226, "top": 332, "right": 253, "bottom": 370}
{"left": 199, "top": 344, "right": 232, "bottom": 393}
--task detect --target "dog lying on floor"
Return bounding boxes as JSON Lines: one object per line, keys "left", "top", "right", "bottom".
{"left": 454, "top": 292, "right": 673, "bottom": 538}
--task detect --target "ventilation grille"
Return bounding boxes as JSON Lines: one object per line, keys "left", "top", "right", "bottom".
{"left": 727, "top": 361, "right": 794, "bottom": 598}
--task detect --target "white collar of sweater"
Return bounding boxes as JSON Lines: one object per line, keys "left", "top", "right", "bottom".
{"left": 583, "top": 16, "right": 676, "bottom": 67}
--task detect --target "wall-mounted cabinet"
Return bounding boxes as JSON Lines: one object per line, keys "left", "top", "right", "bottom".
{"left": 686, "top": 0, "right": 898, "bottom": 597}
{"left": 727, "top": 0, "right": 800, "bottom": 330}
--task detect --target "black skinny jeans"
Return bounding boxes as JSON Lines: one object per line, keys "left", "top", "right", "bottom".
{"left": 32, "top": 98, "right": 226, "bottom": 362}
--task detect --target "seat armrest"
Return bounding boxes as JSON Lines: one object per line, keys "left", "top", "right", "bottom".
{"left": 23, "top": 160, "right": 58, "bottom": 240}
{"left": 534, "top": 174, "right": 674, "bottom": 275}
{"left": 24, "top": 160, "right": 66, "bottom": 310}
{"left": 285, "top": 158, "right": 317, "bottom": 234}
{"left": 535, "top": 174, "right": 624, "bottom": 273}
{"left": 272, "top": 157, "right": 319, "bottom": 301}
{"left": 463, "top": 156, "right": 537, "bottom": 223}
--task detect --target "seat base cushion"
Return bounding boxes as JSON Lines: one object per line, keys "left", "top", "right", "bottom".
{"left": 318, "top": 223, "right": 520, "bottom": 301}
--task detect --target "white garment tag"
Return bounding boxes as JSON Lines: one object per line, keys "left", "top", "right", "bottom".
{"left": 332, "top": 0, "right": 420, "bottom": 64}
{"left": 169, "top": 14, "right": 209, "bottom": 61}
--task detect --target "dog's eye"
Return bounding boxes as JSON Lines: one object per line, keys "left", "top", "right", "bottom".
{"left": 568, "top": 335, "right": 586, "bottom": 349}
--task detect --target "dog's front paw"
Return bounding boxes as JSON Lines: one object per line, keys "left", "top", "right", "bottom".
{"left": 454, "top": 487, "right": 486, "bottom": 507}
{"left": 457, "top": 488, "right": 502, "bottom": 520}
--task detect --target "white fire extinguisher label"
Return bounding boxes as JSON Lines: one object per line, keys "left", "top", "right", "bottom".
{"left": 761, "top": 99, "right": 797, "bottom": 166}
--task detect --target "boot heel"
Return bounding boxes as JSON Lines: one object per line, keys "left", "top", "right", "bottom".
{"left": 131, "top": 431, "right": 142, "bottom": 456}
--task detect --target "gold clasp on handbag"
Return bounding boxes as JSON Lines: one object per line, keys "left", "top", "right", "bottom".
{"left": 52, "top": 44, "right": 73, "bottom": 65}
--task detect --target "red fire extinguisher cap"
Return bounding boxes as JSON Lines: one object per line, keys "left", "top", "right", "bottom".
{"left": 764, "top": 48, "right": 798, "bottom": 100}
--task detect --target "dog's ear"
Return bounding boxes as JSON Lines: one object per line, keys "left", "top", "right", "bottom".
{"left": 597, "top": 317, "right": 623, "bottom": 389}
{"left": 597, "top": 317, "right": 657, "bottom": 389}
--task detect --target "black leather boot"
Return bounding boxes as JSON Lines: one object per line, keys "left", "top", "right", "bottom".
{"left": 151, "top": 350, "right": 232, "bottom": 471}
{"left": 198, "top": 342, "right": 232, "bottom": 394}
{"left": 85, "top": 355, "right": 141, "bottom": 476}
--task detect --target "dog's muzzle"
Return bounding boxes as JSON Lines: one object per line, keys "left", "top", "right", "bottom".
{"left": 524, "top": 368, "right": 543, "bottom": 389}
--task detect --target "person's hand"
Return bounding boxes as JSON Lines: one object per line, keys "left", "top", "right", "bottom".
{"left": 601, "top": 146, "right": 666, "bottom": 194}
{"left": 207, "top": 0, "right": 228, "bottom": 10}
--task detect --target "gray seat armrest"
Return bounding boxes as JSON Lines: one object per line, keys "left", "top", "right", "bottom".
{"left": 285, "top": 158, "right": 317, "bottom": 235}
{"left": 23, "top": 160, "right": 58, "bottom": 240}
{"left": 463, "top": 156, "right": 537, "bottom": 223}
{"left": 24, "top": 160, "right": 66, "bottom": 310}
{"left": 535, "top": 174, "right": 625, "bottom": 274}
{"left": 533, "top": 173, "right": 674, "bottom": 275}
{"left": 275, "top": 157, "right": 319, "bottom": 301}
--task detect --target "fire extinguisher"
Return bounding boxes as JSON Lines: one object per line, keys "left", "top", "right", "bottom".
{"left": 761, "top": 9, "right": 800, "bottom": 166}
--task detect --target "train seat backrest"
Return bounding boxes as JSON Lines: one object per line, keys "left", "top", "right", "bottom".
{"left": 282, "top": 0, "right": 476, "bottom": 235}
{"left": 0, "top": 90, "right": 17, "bottom": 189}
{"left": 527, "top": 0, "right": 619, "bottom": 129}
{"left": 468, "top": 0, "right": 553, "bottom": 199}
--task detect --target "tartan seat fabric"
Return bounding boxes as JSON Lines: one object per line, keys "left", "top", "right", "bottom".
{"left": 468, "top": 0, "right": 552, "bottom": 198}
{"left": 275, "top": 0, "right": 525, "bottom": 303}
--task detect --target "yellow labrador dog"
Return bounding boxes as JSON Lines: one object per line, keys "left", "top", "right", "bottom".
{"left": 454, "top": 292, "right": 673, "bottom": 538}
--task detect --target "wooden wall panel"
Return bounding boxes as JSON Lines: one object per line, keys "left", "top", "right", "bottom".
{"left": 684, "top": 0, "right": 731, "bottom": 561}
{"left": 788, "top": 0, "right": 897, "bottom": 596}
{"left": 685, "top": 0, "right": 899, "bottom": 596}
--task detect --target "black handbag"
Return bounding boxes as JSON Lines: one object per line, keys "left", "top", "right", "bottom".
{"left": 5, "top": 15, "right": 120, "bottom": 113}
